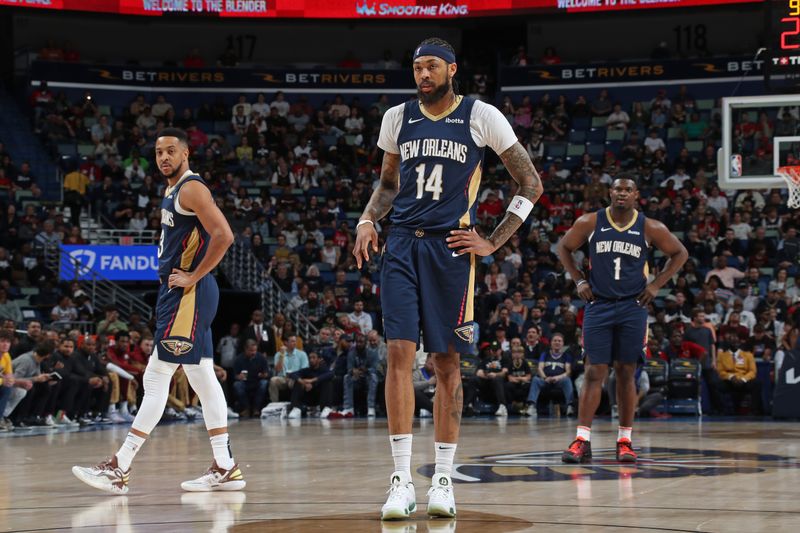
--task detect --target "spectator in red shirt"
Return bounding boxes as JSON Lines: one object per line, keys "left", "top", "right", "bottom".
{"left": 186, "top": 123, "right": 208, "bottom": 151}
{"left": 540, "top": 46, "right": 561, "bottom": 65}
{"left": 477, "top": 191, "right": 503, "bottom": 223}
{"left": 183, "top": 48, "right": 205, "bottom": 68}
{"left": 333, "top": 221, "right": 351, "bottom": 249}
{"left": 718, "top": 312, "right": 750, "bottom": 342}
{"left": 107, "top": 332, "right": 142, "bottom": 399}
{"left": 664, "top": 330, "right": 706, "bottom": 361}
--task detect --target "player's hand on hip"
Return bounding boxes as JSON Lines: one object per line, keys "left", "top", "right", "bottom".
{"left": 576, "top": 283, "right": 594, "bottom": 302}
{"left": 354, "top": 223, "right": 378, "bottom": 269}
{"left": 637, "top": 284, "right": 658, "bottom": 307}
{"left": 168, "top": 268, "right": 195, "bottom": 289}
{"left": 447, "top": 228, "right": 495, "bottom": 257}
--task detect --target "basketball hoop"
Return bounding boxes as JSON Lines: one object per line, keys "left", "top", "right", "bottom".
{"left": 777, "top": 166, "right": 800, "bottom": 209}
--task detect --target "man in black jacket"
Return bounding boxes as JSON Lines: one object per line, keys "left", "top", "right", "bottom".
{"left": 72, "top": 336, "right": 110, "bottom": 424}
{"left": 240, "top": 309, "right": 274, "bottom": 357}
{"left": 232, "top": 340, "right": 270, "bottom": 418}
{"left": 287, "top": 352, "right": 333, "bottom": 419}
{"left": 48, "top": 338, "right": 88, "bottom": 426}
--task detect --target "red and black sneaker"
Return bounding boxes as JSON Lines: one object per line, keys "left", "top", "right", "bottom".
{"left": 562, "top": 438, "right": 592, "bottom": 464}
{"left": 616, "top": 440, "right": 637, "bottom": 463}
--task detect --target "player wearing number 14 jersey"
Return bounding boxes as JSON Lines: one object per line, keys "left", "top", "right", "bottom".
{"left": 557, "top": 177, "right": 687, "bottom": 465}
{"left": 354, "top": 38, "right": 542, "bottom": 520}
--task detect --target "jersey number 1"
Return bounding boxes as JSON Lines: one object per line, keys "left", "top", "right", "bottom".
{"left": 415, "top": 163, "right": 443, "bottom": 201}
{"left": 613, "top": 257, "right": 621, "bottom": 281}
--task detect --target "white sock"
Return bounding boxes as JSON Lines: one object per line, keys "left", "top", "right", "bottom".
{"left": 107, "top": 405, "right": 117, "bottom": 414}
{"left": 210, "top": 433, "right": 235, "bottom": 470}
{"left": 120, "top": 401, "right": 129, "bottom": 414}
{"left": 434, "top": 442, "right": 457, "bottom": 476}
{"left": 116, "top": 432, "right": 145, "bottom": 471}
{"left": 618, "top": 426, "right": 632, "bottom": 442}
{"left": 576, "top": 425, "right": 591, "bottom": 442}
{"left": 390, "top": 434, "right": 413, "bottom": 478}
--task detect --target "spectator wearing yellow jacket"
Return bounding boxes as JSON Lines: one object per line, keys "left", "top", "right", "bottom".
{"left": 716, "top": 330, "right": 762, "bottom": 415}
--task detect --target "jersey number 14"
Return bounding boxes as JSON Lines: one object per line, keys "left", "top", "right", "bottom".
{"left": 415, "top": 163, "right": 443, "bottom": 201}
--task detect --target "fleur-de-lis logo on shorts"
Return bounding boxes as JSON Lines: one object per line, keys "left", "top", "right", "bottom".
{"left": 161, "top": 339, "right": 193, "bottom": 357}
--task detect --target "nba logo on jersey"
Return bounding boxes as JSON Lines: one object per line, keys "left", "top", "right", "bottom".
{"left": 161, "top": 339, "right": 193, "bottom": 357}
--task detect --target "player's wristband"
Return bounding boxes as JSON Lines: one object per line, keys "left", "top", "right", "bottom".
{"left": 507, "top": 195, "right": 534, "bottom": 221}
{"left": 576, "top": 279, "right": 587, "bottom": 288}
{"left": 356, "top": 219, "right": 374, "bottom": 230}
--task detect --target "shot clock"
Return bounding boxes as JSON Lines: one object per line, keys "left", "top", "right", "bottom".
{"left": 766, "top": 0, "right": 800, "bottom": 92}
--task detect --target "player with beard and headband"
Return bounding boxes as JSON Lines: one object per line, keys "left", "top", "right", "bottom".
{"left": 72, "top": 128, "right": 245, "bottom": 494}
{"left": 558, "top": 177, "right": 687, "bottom": 464}
{"left": 354, "top": 37, "right": 543, "bottom": 519}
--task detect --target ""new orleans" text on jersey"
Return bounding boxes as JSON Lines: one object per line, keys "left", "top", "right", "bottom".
{"left": 399, "top": 138, "right": 468, "bottom": 163}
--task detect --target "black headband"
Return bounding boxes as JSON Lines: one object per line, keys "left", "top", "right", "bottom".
{"left": 413, "top": 44, "right": 456, "bottom": 64}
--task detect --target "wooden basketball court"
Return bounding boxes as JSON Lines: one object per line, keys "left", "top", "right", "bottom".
{"left": 1, "top": 417, "right": 798, "bottom": 532}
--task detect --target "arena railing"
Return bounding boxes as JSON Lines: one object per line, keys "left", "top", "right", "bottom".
{"left": 44, "top": 245, "right": 153, "bottom": 322}
{"left": 219, "top": 241, "right": 317, "bottom": 341}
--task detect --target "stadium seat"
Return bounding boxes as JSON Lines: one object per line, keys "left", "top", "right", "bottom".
{"left": 77, "top": 144, "right": 95, "bottom": 157}
{"left": 57, "top": 143, "right": 77, "bottom": 157}
{"left": 213, "top": 120, "right": 230, "bottom": 133}
{"left": 586, "top": 143, "right": 605, "bottom": 158}
{"left": 667, "top": 359, "right": 702, "bottom": 416}
{"left": 606, "top": 129, "right": 625, "bottom": 142}
{"left": 591, "top": 116, "right": 607, "bottom": 128}
{"left": 545, "top": 142, "right": 567, "bottom": 159}
{"left": 586, "top": 128, "right": 606, "bottom": 143}
{"left": 685, "top": 140, "right": 704, "bottom": 153}
{"left": 571, "top": 117, "right": 590, "bottom": 131}
{"left": 566, "top": 143, "right": 585, "bottom": 157}
{"left": 568, "top": 130, "right": 586, "bottom": 143}
{"left": 696, "top": 99, "right": 714, "bottom": 111}
{"left": 667, "top": 127, "right": 684, "bottom": 139}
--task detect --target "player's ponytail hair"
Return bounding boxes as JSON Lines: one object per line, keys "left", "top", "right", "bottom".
{"left": 417, "top": 37, "right": 460, "bottom": 94}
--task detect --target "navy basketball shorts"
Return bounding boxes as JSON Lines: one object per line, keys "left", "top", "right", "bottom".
{"left": 581, "top": 298, "right": 647, "bottom": 365}
{"left": 154, "top": 274, "right": 218, "bottom": 365}
{"left": 380, "top": 227, "right": 476, "bottom": 354}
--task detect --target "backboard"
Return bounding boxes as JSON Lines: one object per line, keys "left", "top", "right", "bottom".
{"left": 719, "top": 94, "right": 800, "bottom": 190}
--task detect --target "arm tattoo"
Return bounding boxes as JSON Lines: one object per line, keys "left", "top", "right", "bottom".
{"left": 487, "top": 143, "right": 543, "bottom": 250}
{"left": 361, "top": 152, "right": 401, "bottom": 223}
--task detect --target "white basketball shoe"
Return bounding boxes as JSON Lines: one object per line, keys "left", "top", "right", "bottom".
{"left": 380, "top": 471, "right": 416, "bottom": 520}
{"left": 426, "top": 473, "right": 456, "bottom": 518}
{"left": 72, "top": 456, "right": 130, "bottom": 495}
{"left": 181, "top": 461, "right": 246, "bottom": 492}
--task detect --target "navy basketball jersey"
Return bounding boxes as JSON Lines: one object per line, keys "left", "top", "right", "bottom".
{"left": 588, "top": 208, "right": 649, "bottom": 299}
{"left": 158, "top": 172, "right": 210, "bottom": 280}
{"left": 393, "top": 96, "right": 485, "bottom": 231}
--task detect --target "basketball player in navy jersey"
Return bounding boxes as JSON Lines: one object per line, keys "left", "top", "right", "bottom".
{"left": 354, "top": 38, "right": 543, "bottom": 519}
{"left": 73, "top": 128, "right": 245, "bottom": 494}
{"left": 559, "top": 177, "right": 687, "bottom": 464}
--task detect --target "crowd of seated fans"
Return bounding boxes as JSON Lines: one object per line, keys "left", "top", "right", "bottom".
{"left": 2, "top": 71, "right": 799, "bottom": 430}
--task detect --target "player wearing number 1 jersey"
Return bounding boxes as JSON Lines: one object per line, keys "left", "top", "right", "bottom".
{"left": 557, "top": 177, "right": 687, "bottom": 465}
{"left": 354, "top": 38, "right": 542, "bottom": 520}
{"left": 73, "top": 128, "right": 245, "bottom": 495}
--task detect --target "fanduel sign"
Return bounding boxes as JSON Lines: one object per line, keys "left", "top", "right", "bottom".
{"left": 60, "top": 245, "right": 158, "bottom": 282}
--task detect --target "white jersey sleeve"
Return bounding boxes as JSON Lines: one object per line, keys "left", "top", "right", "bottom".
{"left": 377, "top": 103, "right": 405, "bottom": 155}
{"left": 470, "top": 99, "right": 518, "bottom": 155}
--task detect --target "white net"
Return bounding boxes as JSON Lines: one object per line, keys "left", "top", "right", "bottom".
{"left": 777, "top": 166, "right": 800, "bottom": 209}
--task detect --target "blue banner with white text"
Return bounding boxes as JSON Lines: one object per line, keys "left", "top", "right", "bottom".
{"left": 60, "top": 245, "right": 159, "bottom": 282}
